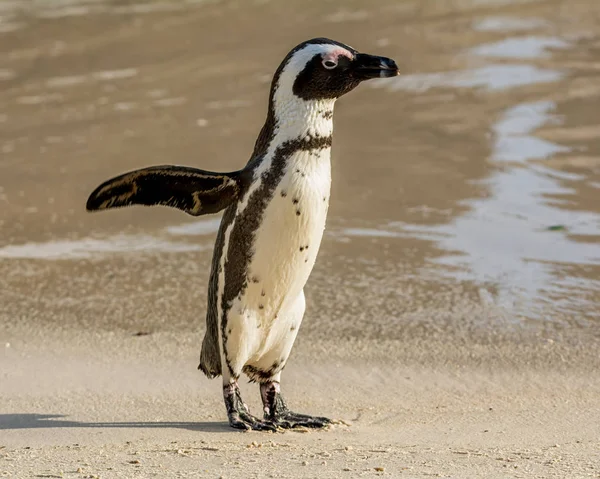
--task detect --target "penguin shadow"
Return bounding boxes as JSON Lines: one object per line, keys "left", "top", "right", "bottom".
{"left": 0, "top": 414, "right": 232, "bottom": 433}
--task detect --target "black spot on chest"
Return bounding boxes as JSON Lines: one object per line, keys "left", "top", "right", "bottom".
{"left": 321, "top": 110, "right": 333, "bottom": 120}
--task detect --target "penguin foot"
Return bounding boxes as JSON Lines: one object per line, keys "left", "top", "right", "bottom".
{"left": 260, "top": 381, "right": 331, "bottom": 429}
{"left": 229, "top": 411, "right": 277, "bottom": 431}
{"left": 224, "top": 381, "right": 276, "bottom": 431}
{"left": 268, "top": 411, "right": 331, "bottom": 429}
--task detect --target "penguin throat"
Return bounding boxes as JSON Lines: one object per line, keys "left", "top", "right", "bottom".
{"left": 271, "top": 96, "right": 335, "bottom": 145}
{"left": 251, "top": 92, "right": 335, "bottom": 161}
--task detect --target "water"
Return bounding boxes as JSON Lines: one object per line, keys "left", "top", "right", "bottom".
{"left": 0, "top": 235, "right": 204, "bottom": 259}
{"left": 470, "top": 36, "right": 570, "bottom": 59}
{"left": 0, "top": 0, "right": 599, "bottom": 332}
{"left": 374, "top": 64, "right": 565, "bottom": 92}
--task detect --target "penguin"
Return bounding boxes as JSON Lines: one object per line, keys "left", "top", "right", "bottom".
{"left": 87, "top": 38, "right": 399, "bottom": 431}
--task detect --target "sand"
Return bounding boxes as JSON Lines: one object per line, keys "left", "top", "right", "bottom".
{"left": 1, "top": 0, "right": 600, "bottom": 477}
{"left": 2, "top": 327, "right": 600, "bottom": 478}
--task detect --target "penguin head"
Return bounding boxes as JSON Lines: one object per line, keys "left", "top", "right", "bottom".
{"left": 272, "top": 38, "right": 399, "bottom": 102}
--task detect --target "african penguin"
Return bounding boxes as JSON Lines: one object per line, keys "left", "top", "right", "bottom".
{"left": 87, "top": 38, "right": 399, "bottom": 431}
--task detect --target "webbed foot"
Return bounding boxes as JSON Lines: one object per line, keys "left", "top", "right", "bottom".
{"left": 260, "top": 381, "right": 331, "bottom": 429}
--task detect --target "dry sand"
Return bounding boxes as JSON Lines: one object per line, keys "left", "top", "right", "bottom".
{"left": 1, "top": 0, "right": 600, "bottom": 477}
{"left": 2, "top": 327, "right": 600, "bottom": 478}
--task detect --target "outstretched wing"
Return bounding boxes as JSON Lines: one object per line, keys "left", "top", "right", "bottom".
{"left": 86, "top": 165, "right": 243, "bottom": 216}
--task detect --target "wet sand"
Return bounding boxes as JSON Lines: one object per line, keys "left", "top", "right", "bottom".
{"left": 1, "top": 0, "right": 600, "bottom": 477}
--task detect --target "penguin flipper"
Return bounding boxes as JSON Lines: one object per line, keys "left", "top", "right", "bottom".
{"left": 86, "top": 165, "right": 242, "bottom": 216}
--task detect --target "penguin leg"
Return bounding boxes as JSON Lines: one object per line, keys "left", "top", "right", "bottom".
{"left": 222, "top": 379, "right": 276, "bottom": 431}
{"left": 260, "top": 374, "right": 331, "bottom": 429}
{"left": 257, "top": 292, "right": 330, "bottom": 429}
{"left": 220, "top": 307, "right": 275, "bottom": 431}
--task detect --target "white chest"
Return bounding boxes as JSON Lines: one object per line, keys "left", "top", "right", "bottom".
{"left": 218, "top": 93, "right": 336, "bottom": 369}
{"left": 244, "top": 148, "right": 331, "bottom": 317}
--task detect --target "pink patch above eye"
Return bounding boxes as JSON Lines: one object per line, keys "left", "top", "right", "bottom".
{"left": 322, "top": 48, "right": 353, "bottom": 64}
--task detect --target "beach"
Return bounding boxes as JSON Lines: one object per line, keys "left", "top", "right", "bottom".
{"left": 1, "top": 0, "right": 600, "bottom": 477}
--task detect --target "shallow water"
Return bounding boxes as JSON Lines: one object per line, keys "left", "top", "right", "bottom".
{"left": 0, "top": 0, "right": 599, "bottom": 335}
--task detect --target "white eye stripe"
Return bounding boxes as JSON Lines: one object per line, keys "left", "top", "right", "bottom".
{"left": 323, "top": 59, "right": 337, "bottom": 69}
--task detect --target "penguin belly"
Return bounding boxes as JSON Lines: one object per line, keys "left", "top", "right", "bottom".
{"left": 224, "top": 150, "right": 331, "bottom": 377}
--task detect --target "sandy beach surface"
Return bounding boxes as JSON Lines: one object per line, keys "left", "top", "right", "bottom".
{"left": 1, "top": 0, "right": 600, "bottom": 477}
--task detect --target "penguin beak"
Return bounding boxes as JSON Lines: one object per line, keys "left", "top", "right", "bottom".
{"left": 353, "top": 53, "right": 399, "bottom": 80}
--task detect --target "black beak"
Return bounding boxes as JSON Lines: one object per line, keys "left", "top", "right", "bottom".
{"left": 353, "top": 53, "right": 399, "bottom": 80}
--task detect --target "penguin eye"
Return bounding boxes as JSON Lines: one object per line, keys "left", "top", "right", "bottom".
{"left": 322, "top": 59, "right": 337, "bottom": 70}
